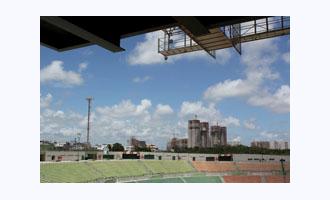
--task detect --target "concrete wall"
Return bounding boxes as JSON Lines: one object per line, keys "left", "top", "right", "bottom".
{"left": 41, "top": 151, "right": 103, "bottom": 162}
{"left": 41, "top": 150, "right": 290, "bottom": 163}
{"left": 139, "top": 152, "right": 290, "bottom": 162}
{"left": 232, "top": 154, "right": 290, "bottom": 162}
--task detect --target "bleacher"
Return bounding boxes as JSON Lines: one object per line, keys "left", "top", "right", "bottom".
{"left": 40, "top": 160, "right": 195, "bottom": 183}
{"left": 40, "top": 160, "right": 290, "bottom": 183}
{"left": 142, "top": 160, "right": 195, "bottom": 174}
{"left": 223, "top": 175, "right": 262, "bottom": 183}
{"left": 192, "top": 161, "right": 236, "bottom": 172}
{"left": 40, "top": 162, "right": 104, "bottom": 183}
{"left": 236, "top": 162, "right": 289, "bottom": 172}
{"left": 265, "top": 175, "right": 290, "bottom": 183}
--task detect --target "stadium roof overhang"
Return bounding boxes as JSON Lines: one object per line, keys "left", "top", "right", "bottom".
{"left": 40, "top": 16, "right": 267, "bottom": 53}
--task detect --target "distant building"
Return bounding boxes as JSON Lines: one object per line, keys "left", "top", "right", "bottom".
{"left": 220, "top": 127, "right": 227, "bottom": 146}
{"left": 210, "top": 124, "right": 227, "bottom": 147}
{"left": 130, "top": 137, "right": 146, "bottom": 149}
{"left": 167, "top": 137, "right": 188, "bottom": 151}
{"left": 251, "top": 141, "right": 271, "bottom": 149}
{"left": 200, "top": 122, "right": 209, "bottom": 148}
{"left": 188, "top": 117, "right": 211, "bottom": 148}
{"left": 188, "top": 119, "right": 201, "bottom": 148}
{"left": 270, "top": 141, "right": 289, "bottom": 150}
{"left": 95, "top": 144, "right": 110, "bottom": 154}
{"left": 146, "top": 144, "right": 159, "bottom": 152}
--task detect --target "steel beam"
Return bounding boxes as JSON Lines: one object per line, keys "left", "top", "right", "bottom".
{"left": 173, "top": 17, "right": 210, "bottom": 36}
{"left": 41, "top": 17, "right": 124, "bottom": 52}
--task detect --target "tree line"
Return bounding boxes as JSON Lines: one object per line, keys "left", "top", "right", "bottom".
{"left": 170, "top": 145, "right": 290, "bottom": 155}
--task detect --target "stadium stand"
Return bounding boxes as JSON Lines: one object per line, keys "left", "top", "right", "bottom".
{"left": 223, "top": 175, "right": 262, "bottom": 183}
{"left": 40, "top": 160, "right": 195, "bottom": 183}
{"left": 142, "top": 160, "right": 195, "bottom": 174}
{"left": 40, "top": 160, "right": 290, "bottom": 183}
{"left": 265, "top": 175, "right": 290, "bottom": 183}
{"left": 236, "top": 162, "right": 289, "bottom": 172}
{"left": 192, "top": 161, "right": 236, "bottom": 172}
{"left": 40, "top": 162, "right": 104, "bottom": 183}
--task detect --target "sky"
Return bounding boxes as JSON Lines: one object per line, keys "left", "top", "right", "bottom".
{"left": 40, "top": 30, "right": 290, "bottom": 150}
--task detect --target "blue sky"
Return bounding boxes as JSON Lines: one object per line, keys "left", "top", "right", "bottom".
{"left": 40, "top": 30, "right": 290, "bottom": 149}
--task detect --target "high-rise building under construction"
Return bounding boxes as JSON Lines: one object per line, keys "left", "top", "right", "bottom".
{"left": 210, "top": 124, "right": 227, "bottom": 147}
{"left": 188, "top": 119, "right": 201, "bottom": 148}
{"left": 188, "top": 117, "right": 209, "bottom": 148}
{"left": 200, "top": 122, "right": 209, "bottom": 148}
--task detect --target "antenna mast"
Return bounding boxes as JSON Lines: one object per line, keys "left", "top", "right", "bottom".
{"left": 86, "top": 96, "right": 93, "bottom": 146}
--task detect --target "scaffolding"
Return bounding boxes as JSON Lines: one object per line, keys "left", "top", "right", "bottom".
{"left": 158, "top": 16, "right": 290, "bottom": 59}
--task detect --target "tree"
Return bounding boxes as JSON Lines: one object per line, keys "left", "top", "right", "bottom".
{"left": 107, "top": 144, "right": 112, "bottom": 151}
{"left": 111, "top": 143, "right": 124, "bottom": 151}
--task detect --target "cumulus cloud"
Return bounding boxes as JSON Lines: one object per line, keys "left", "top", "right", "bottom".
{"left": 232, "top": 136, "right": 241, "bottom": 143}
{"left": 155, "top": 104, "right": 174, "bottom": 116}
{"left": 222, "top": 116, "right": 240, "bottom": 127}
{"left": 41, "top": 108, "right": 85, "bottom": 139}
{"left": 78, "top": 62, "right": 88, "bottom": 72}
{"left": 40, "top": 93, "right": 52, "bottom": 109}
{"left": 247, "top": 85, "right": 290, "bottom": 113}
{"left": 40, "top": 60, "right": 83, "bottom": 87}
{"left": 132, "top": 76, "right": 151, "bottom": 83}
{"left": 203, "top": 38, "right": 289, "bottom": 113}
{"left": 96, "top": 99, "right": 152, "bottom": 121}
{"left": 127, "top": 31, "right": 164, "bottom": 65}
{"left": 178, "top": 101, "right": 240, "bottom": 127}
{"left": 241, "top": 38, "right": 280, "bottom": 68}
{"left": 282, "top": 52, "right": 290, "bottom": 64}
{"left": 178, "top": 101, "right": 221, "bottom": 123}
{"left": 203, "top": 79, "right": 256, "bottom": 102}
{"left": 259, "top": 130, "right": 289, "bottom": 140}
{"left": 243, "top": 119, "right": 257, "bottom": 130}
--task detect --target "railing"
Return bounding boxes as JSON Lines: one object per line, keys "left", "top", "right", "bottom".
{"left": 158, "top": 27, "right": 198, "bottom": 52}
{"left": 221, "top": 16, "right": 290, "bottom": 39}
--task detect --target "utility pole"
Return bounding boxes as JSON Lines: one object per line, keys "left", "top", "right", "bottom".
{"left": 86, "top": 97, "right": 93, "bottom": 147}
{"left": 77, "top": 132, "right": 81, "bottom": 161}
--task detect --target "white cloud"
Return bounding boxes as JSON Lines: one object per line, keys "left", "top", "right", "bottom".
{"left": 178, "top": 101, "right": 240, "bottom": 127}
{"left": 178, "top": 101, "right": 221, "bottom": 123}
{"left": 40, "top": 60, "right": 83, "bottom": 87}
{"left": 203, "top": 38, "right": 289, "bottom": 113}
{"left": 203, "top": 79, "right": 256, "bottom": 102}
{"left": 40, "top": 93, "right": 52, "bottom": 109}
{"left": 81, "top": 49, "right": 93, "bottom": 56}
{"left": 215, "top": 49, "right": 232, "bottom": 65}
{"left": 282, "top": 52, "right": 290, "bottom": 64}
{"left": 247, "top": 85, "right": 290, "bottom": 113}
{"left": 78, "top": 62, "right": 88, "bottom": 72}
{"left": 259, "top": 130, "right": 289, "bottom": 140}
{"left": 222, "top": 116, "right": 240, "bottom": 127}
{"left": 41, "top": 108, "right": 85, "bottom": 139}
{"left": 127, "top": 31, "right": 164, "bottom": 65}
{"left": 241, "top": 38, "right": 280, "bottom": 68}
{"left": 232, "top": 136, "right": 241, "bottom": 143}
{"left": 96, "top": 99, "right": 152, "bottom": 120}
{"left": 155, "top": 104, "right": 174, "bottom": 116}
{"left": 244, "top": 119, "right": 257, "bottom": 130}
{"left": 132, "top": 76, "right": 151, "bottom": 83}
